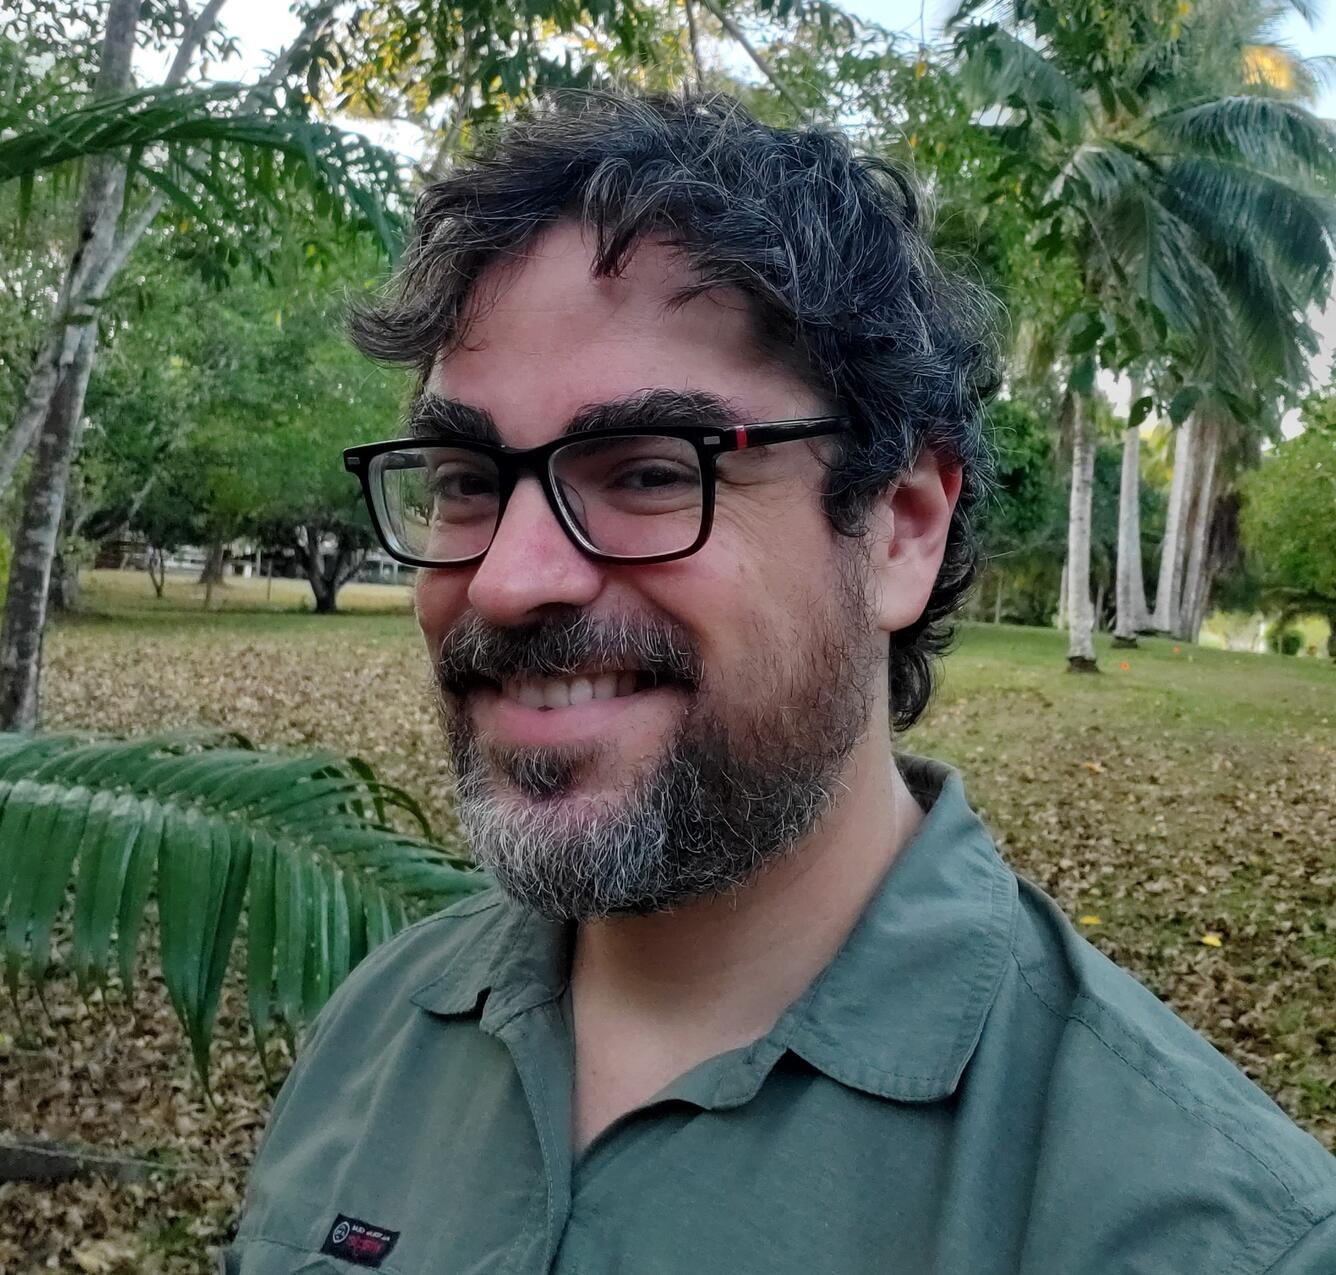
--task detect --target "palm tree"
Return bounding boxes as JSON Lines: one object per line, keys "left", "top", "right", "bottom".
{"left": 949, "top": 0, "right": 1336, "bottom": 668}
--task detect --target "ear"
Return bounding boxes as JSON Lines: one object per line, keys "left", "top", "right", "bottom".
{"left": 865, "top": 449, "right": 963, "bottom": 636}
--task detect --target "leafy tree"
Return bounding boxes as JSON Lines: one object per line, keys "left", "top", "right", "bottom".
{"left": 0, "top": 0, "right": 414, "bottom": 729}
{"left": 1239, "top": 399, "right": 1336, "bottom": 657}
{"left": 77, "top": 232, "right": 403, "bottom": 613}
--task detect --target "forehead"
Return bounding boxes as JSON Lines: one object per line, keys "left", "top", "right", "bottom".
{"left": 427, "top": 221, "right": 821, "bottom": 447}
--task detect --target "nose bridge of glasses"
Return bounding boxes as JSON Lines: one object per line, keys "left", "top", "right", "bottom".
{"left": 491, "top": 462, "right": 587, "bottom": 559}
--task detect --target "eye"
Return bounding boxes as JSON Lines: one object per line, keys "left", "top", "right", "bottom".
{"left": 431, "top": 465, "right": 499, "bottom": 500}
{"left": 610, "top": 459, "right": 699, "bottom": 492}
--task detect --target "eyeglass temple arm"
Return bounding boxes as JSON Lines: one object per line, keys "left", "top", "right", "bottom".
{"left": 725, "top": 416, "right": 849, "bottom": 451}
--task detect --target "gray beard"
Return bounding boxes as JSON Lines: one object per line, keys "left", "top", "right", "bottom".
{"left": 437, "top": 572, "right": 877, "bottom": 921}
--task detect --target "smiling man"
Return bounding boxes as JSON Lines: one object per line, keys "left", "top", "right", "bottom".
{"left": 225, "top": 94, "right": 1336, "bottom": 1274}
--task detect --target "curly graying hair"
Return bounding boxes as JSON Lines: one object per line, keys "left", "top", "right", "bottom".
{"left": 351, "top": 91, "right": 1001, "bottom": 732}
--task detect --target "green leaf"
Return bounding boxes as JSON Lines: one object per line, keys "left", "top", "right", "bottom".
{"left": 1169, "top": 386, "right": 1200, "bottom": 425}
{"left": 1068, "top": 356, "right": 1096, "bottom": 397}
{"left": 117, "top": 802, "right": 164, "bottom": 995}
{"left": 1128, "top": 395, "right": 1154, "bottom": 429}
{"left": 1067, "top": 314, "right": 1104, "bottom": 356}
{"left": 3, "top": 785, "right": 66, "bottom": 1004}
{"left": 246, "top": 830, "right": 277, "bottom": 1058}
{"left": 70, "top": 791, "right": 141, "bottom": 992}
{"left": 24, "top": 786, "right": 91, "bottom": 994}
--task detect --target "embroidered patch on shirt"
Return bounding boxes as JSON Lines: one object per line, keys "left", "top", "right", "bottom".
{"left": 320, "top": 1214, "right": 400, "bottom": 1268}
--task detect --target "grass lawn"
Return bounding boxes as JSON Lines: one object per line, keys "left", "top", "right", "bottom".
{"left": 3, "top": 568, "right": 1333, "bottom": 1272}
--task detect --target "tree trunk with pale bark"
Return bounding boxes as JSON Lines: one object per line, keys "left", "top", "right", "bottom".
{"left": 1176, "top": 417, "right": 1222, "bottom": 643}
{"left": 1064, "top": 391, "right": 1098, "bottom": 671}
{"left": 0, "top": 0, "right": 315, "bottom": 728}
{"left": 1113, "top": 421, "right": 1151, "bottom": 647}
{"left": 1152, "top": 415, "right": 1197, "bottom": 634}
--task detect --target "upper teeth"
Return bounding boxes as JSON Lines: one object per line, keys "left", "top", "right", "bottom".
{"left": 503, "top": 672, "right": 639, "bottom": 709}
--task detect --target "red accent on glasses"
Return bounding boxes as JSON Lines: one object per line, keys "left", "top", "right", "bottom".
{"left": 735, "top": 425, "right": 749, "bottom": 451}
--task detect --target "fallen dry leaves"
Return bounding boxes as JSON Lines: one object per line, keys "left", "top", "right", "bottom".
{"left": 1, "top": 592, "right": 1331, "bottom": 1271}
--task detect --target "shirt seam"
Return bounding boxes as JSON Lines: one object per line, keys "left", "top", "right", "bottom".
{"left": 1256, "top": 1209, "right": 1336, "bottom": 1275}
{"left": 1010, "top": 954, "right": 1320, "bottom": 1226}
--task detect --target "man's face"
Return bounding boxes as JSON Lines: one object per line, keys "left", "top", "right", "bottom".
{"left": 417, "top": 222, "right": 886, "bottom": 919}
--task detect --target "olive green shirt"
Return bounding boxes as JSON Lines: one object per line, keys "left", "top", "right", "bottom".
{"left": 225, "top": 758, "right": 1336, "bottom": 1274}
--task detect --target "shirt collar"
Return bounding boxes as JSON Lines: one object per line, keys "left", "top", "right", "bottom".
{"left": 411, "top": 754, "right": 1017, "bottom": 1104}
{"left": 781, "top": 754, "right": 1018, "bottom": 1102}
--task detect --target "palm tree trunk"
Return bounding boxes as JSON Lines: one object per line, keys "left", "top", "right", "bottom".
{"left": 1176, "top": 419, "right": 1221, "bottom": 643}
{"left": 1056, "top": 556, "right": 1068, "bottom": 629}
{"left": 1065, "top": 391, "right": 1098, "bottom": 671}
{"left": 1152, "top": 415, "right": 1196, "bottom": 633}
{"left": 1113, "top": 421, "right": 1145, "bottom": 646}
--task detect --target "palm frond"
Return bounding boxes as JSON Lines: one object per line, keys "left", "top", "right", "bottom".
{"left": 1098, "top": 185, "right": 1239, "bottom": 365}
{"left": 1206, "top": 241, "right": 1314, "bottom": 389}
{"left": 955, "top": 23, "right": 1086, "bottom": 137}
{"left": 0, "top": 732, "right": 484, "bottom": 1088}
{"left": 1150, "top": 95, "right": 1336, "bottom": 185}
{"left": 1053, "top": 140, "right": 1148, "bottom": 207}
{"left": 0, "top": 84, "right": 406, "bottom": 255}
{"left": 1159, "top": 154, "right": 1336, "bottom": 301}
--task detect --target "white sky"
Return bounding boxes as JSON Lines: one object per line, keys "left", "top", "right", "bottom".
{"left": 139, "top": 0, "right": 1336, "bottom": 429}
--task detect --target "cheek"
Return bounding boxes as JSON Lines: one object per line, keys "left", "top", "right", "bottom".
{"left": 415, "top": 570, "right": 471, "bottom": 650}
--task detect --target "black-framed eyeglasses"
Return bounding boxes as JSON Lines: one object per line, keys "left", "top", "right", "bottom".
{"left": 343, "top": 417, "right": 850, "bottom": 567}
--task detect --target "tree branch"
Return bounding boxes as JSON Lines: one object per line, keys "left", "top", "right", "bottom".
{"left": 166, "top": 0, "right": 232, "bottom": 87}
{"left": 684, "top": 0, "right": 706, "bottom": 89}
{"left": 693, "top": 0, "right": 803, "bottom": 114}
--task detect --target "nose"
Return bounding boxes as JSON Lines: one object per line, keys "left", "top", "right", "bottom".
{"left": 465, "top": 474, "right": 605, "bottom": 624}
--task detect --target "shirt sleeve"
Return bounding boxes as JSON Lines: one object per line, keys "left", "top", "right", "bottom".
{"left": 1262, "top": 1212, "right": 1336, "bottom": 1274}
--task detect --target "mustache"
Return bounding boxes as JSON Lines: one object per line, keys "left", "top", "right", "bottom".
{"left": 434, "top": 610, "right": 704, "bottom": 694}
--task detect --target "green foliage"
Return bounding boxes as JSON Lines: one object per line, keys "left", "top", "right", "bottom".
{"left": 1239, "top": 398, "right": 1336, "bottom": 611}
{"left": 1269, "top": 626, "right": 1303, "bottom": 656}
{"left": 77, "top": 232, "right": 402, "bottom": 609}
{"left": 980, "top": 397, "right": 1062, "bottom": 551}
{"left": 948, "top": 0, "right": 1336, "bottom": 411}
{"left": 0, "top": 83, "right": 408, "bottom": 257}
{"left": 0, "top": 731, "right": 484, "bottom": 1088}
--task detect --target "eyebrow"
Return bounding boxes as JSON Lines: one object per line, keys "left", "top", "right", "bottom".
{"left": 408, "top": 396, "right": 501, "bottom": 444}
{"left": 407, "top": 388, "right": 747, "bottom": 447}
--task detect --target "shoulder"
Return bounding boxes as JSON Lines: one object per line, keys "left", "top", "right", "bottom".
{"left": 997, "top": 875, "right": 1336, "bottom": 1270}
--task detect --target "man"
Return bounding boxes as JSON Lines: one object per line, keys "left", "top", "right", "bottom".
{"left": 225, "top": 93, "right": 1336, "bottom": 1273}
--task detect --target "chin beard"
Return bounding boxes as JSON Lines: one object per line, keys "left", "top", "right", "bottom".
{"left": 435, "top": 578, "right": 878, "bottom": 922}
{"left": 445, "top": 703, "right": 854, "bottom": 921}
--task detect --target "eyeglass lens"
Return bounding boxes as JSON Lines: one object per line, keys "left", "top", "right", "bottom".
{"left": 370, "top": 435, "right": 705, "bottom": 562}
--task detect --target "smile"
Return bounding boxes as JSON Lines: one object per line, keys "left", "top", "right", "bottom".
{"left": 501, "top": 672, "right": 647, "bottom": 710}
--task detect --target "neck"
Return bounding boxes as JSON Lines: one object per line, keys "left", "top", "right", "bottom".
{"left": 571, "top": 729, "right": 923, "bottom": 1046}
